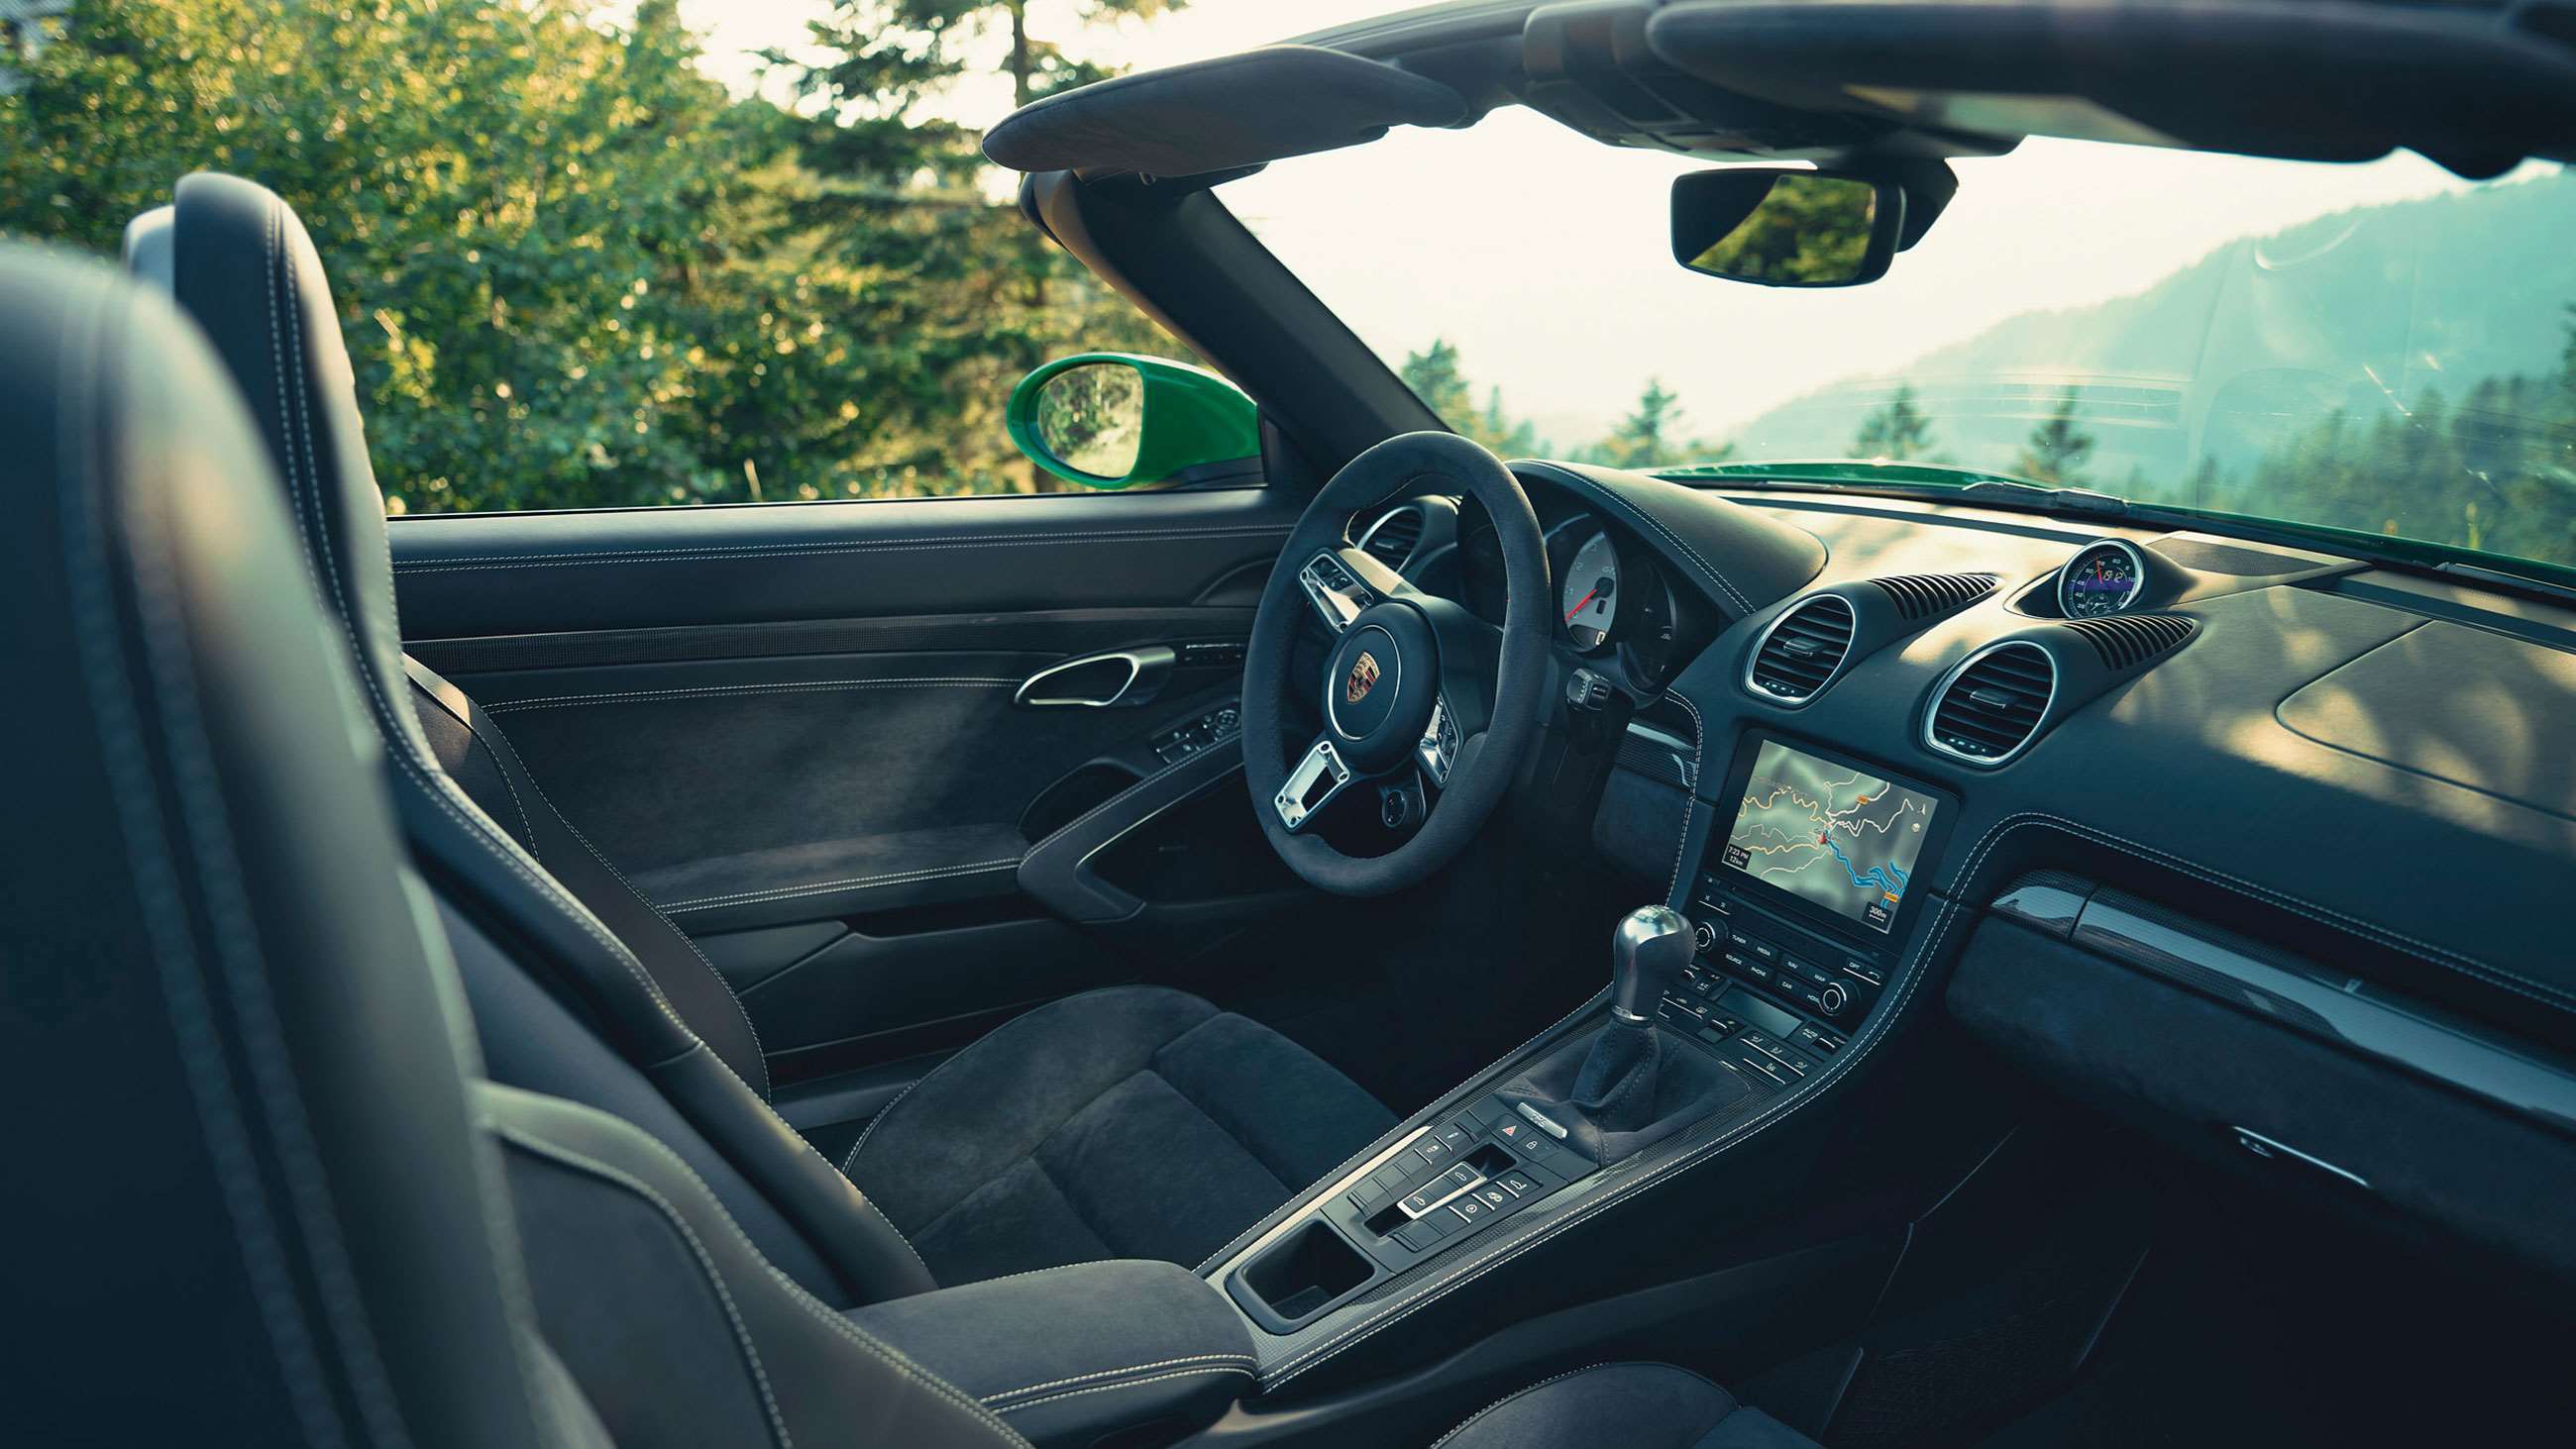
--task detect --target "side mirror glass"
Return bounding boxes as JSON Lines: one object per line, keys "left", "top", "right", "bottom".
{"left": 1007, "top": 354, "right": 1260, "bottom": 490}
{"left": 1670, "top": 169, "right": 1903, "bottom": 287}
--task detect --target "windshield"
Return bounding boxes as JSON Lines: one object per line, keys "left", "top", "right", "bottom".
{"left": 1223, "top": 108, "right": 2576, "bottom": 572}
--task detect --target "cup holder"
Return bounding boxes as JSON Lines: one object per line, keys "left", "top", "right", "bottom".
{"left": 1228, "top": 1219, "right": 1377, "bottom": 1333}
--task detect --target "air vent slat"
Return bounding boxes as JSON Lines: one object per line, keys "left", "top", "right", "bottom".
{"left": 1357, "top": 505, "right": 1424, "bottom": 568}
{"left": 2063, "top": 613, "right": 2198, "bottom": 671}
{"left": 1870, "top": 571, "right": 2001, "bottom": 620}
{"left": 1927, "top": 641, "right": 2056, "bottom": 765}
{"left": 1747, "top": 594, "right": 1856, "bottom": 703}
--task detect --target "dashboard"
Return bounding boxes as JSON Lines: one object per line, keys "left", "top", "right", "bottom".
{"left": 1354, "top": 460, "right": 2576, "bottom": 1287}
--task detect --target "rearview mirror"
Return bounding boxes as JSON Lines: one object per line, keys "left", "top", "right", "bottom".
{"left": 1671, "top": 169, "right": 1903, "bottom": 287}
{"left": 1006, "top": 354, "right": 1260, "bottom": 490}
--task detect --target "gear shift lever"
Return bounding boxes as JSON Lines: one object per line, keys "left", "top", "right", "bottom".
{"left": 1498, "top": 905, "right": 1747, "bottom": 1160}
{"left": 1610, "top": 904, "right": 1692, "bottom": 1025}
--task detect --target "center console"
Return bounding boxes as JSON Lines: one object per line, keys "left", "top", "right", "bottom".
{"left": 1220, "top": 730, "right": 1959, "bottom": 1365}
{"left": 1657, "top": 732, "right": 1957, "bottom": 1083}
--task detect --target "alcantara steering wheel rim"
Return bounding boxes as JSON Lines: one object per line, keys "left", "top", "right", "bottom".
{"left": 1240, "top": 431, "right": 1554, "bottom": 896}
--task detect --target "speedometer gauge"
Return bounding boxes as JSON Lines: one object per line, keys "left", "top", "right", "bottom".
{"left": 1562, "top": 534, "right": 1622, "bottom": 650}
{"left": 2057, "top": 540, "right": 2147, "bottom": 618}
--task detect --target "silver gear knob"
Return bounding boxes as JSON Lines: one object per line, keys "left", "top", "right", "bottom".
{"left": 1611, "top": 904, "right": 1692, "bottom": 1024}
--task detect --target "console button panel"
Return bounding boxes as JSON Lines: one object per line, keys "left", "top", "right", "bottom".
{"left": 1340, "top": 1093, "right": 1596, "bottom": 1272}
{"left": 1658, "top": 875, "right": 1878, "bottom": 1085}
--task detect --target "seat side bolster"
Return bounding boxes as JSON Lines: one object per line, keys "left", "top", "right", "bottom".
{"left": 481, "top": 1084, "right": 1022, "bottom": 1449}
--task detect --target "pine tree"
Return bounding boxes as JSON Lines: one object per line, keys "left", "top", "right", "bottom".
{"left": 1852, "top": 383, "right": 1935, "bottom": 461}
{"left": 2015, "top": 393, "right": 2096, "bottom": 485}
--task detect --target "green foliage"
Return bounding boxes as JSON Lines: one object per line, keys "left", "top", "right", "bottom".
{"left": 1682, "top": 173, "right": 1878, "bottom": 286}
{"left": 2195, "top": 359, "right": 2576, "bottom": 569}
{"left": 0, "top": 0, "right": 1180, "bottom": 512}
{"left": 1401, "top": 341, "right": 1735, "bottom": 467}
{"left": 1852, "top": 384, "right": 1936, "bottom": 462}
{"left": 2014, "top": 393, "right": 2096, "bottom": 486}
{"left": 1400, "top": 339, "right": 1549, "bottom": 457}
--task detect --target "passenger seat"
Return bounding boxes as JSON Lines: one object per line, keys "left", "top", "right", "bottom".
{"left": 127, "top": 172, "right": 1394, "bottom": 1294}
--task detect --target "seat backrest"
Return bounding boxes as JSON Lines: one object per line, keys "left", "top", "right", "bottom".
{"left": 0, "top": 244, "right": 1027, "bottom": 1449}
{"left": 134, "top": 172, "right": 937, "bottom": 1307}
{"left": 0, "top": 243, "right": 569, "bottom": 1448}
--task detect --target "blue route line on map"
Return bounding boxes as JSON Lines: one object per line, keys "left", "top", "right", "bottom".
{"left": 1822, "top": 832, "right": 1906, "bottom": 898}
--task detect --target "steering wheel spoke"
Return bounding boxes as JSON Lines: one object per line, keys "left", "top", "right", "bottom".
{"left": 1271, "top": 735, "right": 1361, "bottom": 833}
{"left": 1416, "top": 693, "right": 1460, "bottom": 787}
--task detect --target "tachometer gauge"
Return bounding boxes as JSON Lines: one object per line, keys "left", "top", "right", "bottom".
{"left": 1562, "top": 533, "right": 1623, "bottom": 650}
{"left": 2057, "top": 540, "right": 2147, "bottom": 618}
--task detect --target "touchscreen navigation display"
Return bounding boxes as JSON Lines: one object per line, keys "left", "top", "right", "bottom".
{"left": 1721, "top": 740, "right": 1940, "bottom": 934}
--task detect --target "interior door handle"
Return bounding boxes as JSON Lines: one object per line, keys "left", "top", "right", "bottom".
{"left": 1016, "top": 647, "right": 1176, "bottom": 708}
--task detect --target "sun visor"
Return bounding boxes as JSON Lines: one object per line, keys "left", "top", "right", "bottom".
{"left": 1646, "top": 0, "right": 2576, "bottom": 176}
{"left": 983, "top": 46, "right": 1469, "bottom": 179}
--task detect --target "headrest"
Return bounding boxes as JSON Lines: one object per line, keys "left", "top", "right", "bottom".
{"left": 132, "top": 171, "right": 424, "bottom": 756}
{"left": 0, "top": 245, "right": 548, "bottom": 1447}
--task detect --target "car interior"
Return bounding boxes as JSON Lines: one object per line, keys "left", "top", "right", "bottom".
{"left": 11, "top": 1, "right": 2576, "bottom": 1446}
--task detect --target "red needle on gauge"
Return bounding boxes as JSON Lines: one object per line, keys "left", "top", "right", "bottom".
{"left": 1563, "top": 586, "right": 1601, "bottom": 623}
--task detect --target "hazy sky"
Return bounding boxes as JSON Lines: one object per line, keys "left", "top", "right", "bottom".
{"left": 676, "top": 0, "right": 2502, "bottom": 446}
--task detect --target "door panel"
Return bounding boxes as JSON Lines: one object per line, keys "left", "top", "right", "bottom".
{"left": 388, "top": 486, "right": 1318, "bottom": 1103}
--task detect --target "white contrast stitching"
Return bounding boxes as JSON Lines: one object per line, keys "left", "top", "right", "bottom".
{"left": 1428, "top": 1362, "right": 1633, "bottom": 1449}
{"left": 665, "top": 859, "right": 1022, "bottom": 914}
{"left": 483, "top": 676, "right": 1020, "bottom": 713}
{"left": 994, "top": 1366, "right": 1257, "bottom": 1415}
{"left": 842, "top": 1078, "right": 919, "bottom": 1176}
{"left": 981, "top": 1353, "right": 1260, "bottom": 1404}
{"left": 493, "top": 1127, "right": 795, "bottom": 1448}
{"left": 1663, "top": 692, "right": 1707, "bottom": 906}
{"left": 391, "top": 524, "right": 1292, "bottom": 572}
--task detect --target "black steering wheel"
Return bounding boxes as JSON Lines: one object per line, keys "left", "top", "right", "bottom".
{"left": 1241, "top": 432, "right": 1553, "bottom": 896}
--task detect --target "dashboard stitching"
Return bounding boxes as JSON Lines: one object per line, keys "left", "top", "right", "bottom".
{"left": 1264, "top": 795, "right": 2570, "bottom": 1385}
{"left": 1263, "top": 810, "right": 2040, "bottom": 1387}
{"left": 1663, "top": 692, "right": 1707, "bottom": 905}
{"left": 391, "top": 525, "right": 1293, "bottom": 572}
{"left": 1518, "top": 462, "right": 1757, "bottom": 616}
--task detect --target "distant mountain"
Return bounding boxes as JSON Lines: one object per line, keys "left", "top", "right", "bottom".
{"left": 1723, "top": 169, "right": 2576, "bottom": 483}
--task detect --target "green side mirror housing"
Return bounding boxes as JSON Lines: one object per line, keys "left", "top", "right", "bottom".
{"left": 1007, "top": 354, "right": 1260, "bottom": 490}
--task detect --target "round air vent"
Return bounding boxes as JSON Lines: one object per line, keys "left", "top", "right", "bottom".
{"left": 1354, "top": 503, "right": 1427, "bottom": 569}
{"left": 1745, "top": 593, "right": 1857, "bottom": 703}
{"left": 1925, "top": 641, "right": 2057, "bottom": 766}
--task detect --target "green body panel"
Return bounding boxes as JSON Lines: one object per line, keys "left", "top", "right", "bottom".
{"left": 1007, "top": 353, "right": 1261, "bottom": 489}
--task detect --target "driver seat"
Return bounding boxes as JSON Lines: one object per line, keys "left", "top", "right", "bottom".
{"left": 137, "top": 171, "right": 1394, "bottom": 1291}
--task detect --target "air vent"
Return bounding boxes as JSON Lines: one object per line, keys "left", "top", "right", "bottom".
{"left": 1355, "top": 505, "right": 1425, "bottom": 569}
{"left": 1870, "top": 571, "right": 2000, "bottom": 620}
{"left": 1926, "top": 641, "right": 2056, "bottom": 765}
{"left": 2063, "top": 613, "right": 2198, "bottom": 671}
{"left": 1746, "top": 594, "right": 1857, "bottom": 702}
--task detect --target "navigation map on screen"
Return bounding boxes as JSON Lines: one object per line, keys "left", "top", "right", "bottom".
{"left": 1721, "top": 741, "right": 1939, "bottom": 934}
